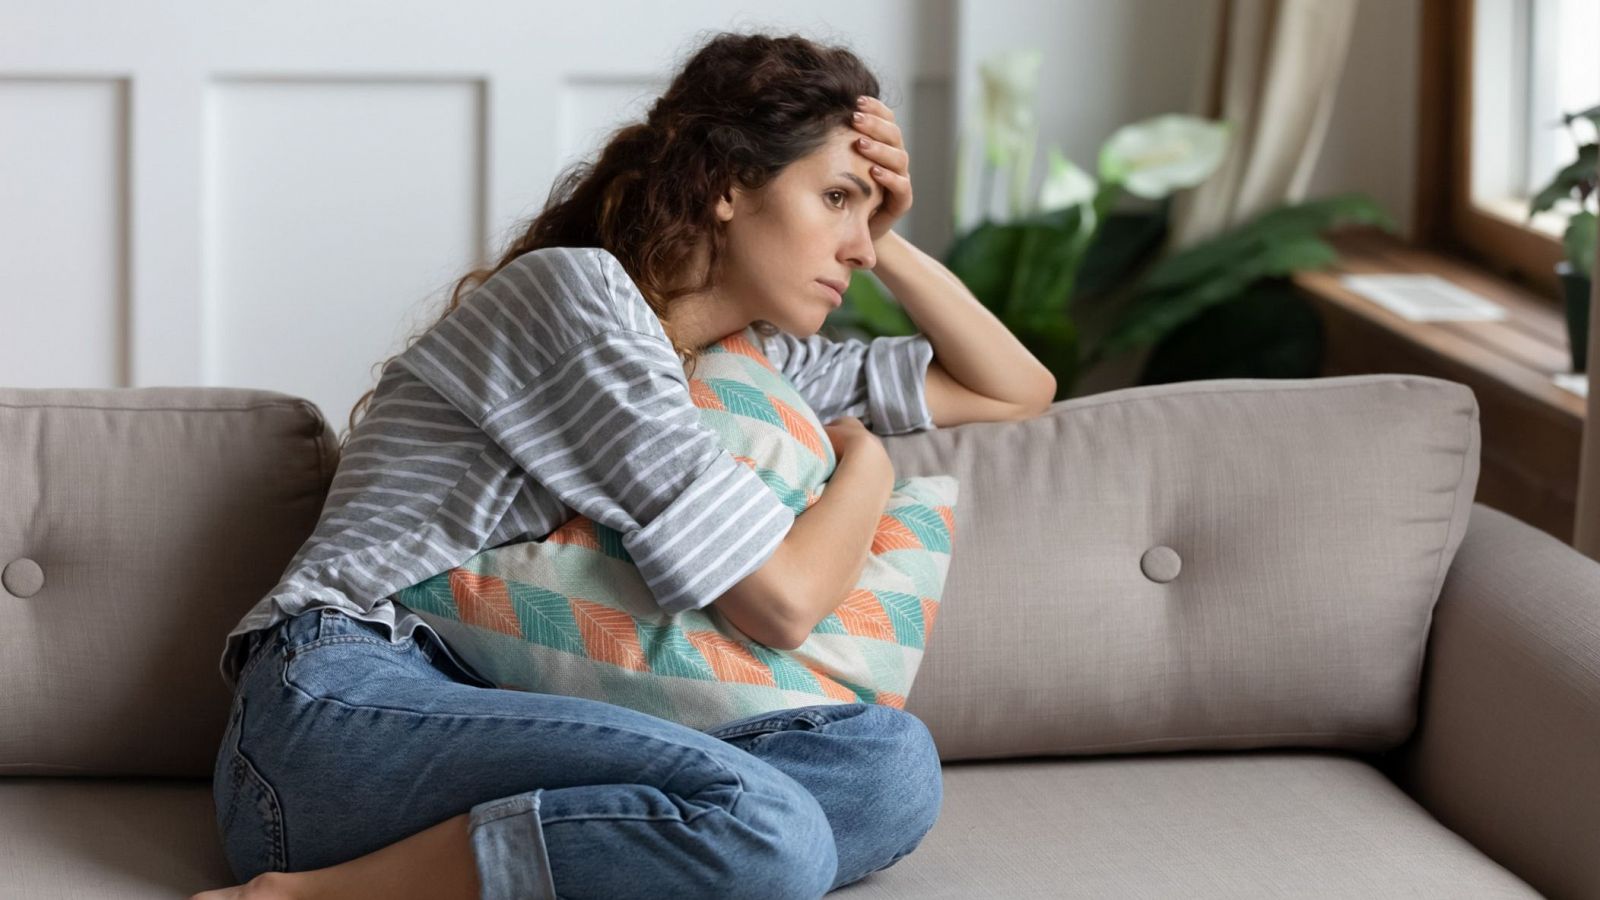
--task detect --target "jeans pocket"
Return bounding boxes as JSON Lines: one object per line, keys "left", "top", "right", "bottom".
{"left": 707, "top": 703, "right": 867, "bottom": 751}
{"left": 214, "top": 696, "right": 288, "bottom": 881}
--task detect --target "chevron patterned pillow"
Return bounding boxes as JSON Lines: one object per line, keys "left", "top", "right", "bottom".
{"left": 391, "top": 326, "right": 959, "bottom": 731}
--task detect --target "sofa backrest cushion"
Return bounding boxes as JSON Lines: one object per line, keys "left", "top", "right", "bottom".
{"left": 879, "top": 374, "right": 1480, "bottom": 761}
{"left": 0, "top": 388, "right": 335, "bottom": 777}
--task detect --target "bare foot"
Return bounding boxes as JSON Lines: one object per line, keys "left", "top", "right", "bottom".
{"left": 189, "top": 870, "right": 300, "bottom": 900}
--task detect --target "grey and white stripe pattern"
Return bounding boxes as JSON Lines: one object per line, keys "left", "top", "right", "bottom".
{"left": 218, "top": 246, "right": 937, "bottom": 691}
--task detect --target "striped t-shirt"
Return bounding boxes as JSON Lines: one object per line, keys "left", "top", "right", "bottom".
{"left": 218, "top": 245, "right": 937, "bottom": 691}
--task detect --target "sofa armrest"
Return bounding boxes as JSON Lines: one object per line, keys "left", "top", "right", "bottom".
{"left": 1393, "top": 502, "right": 1600, "bottom": 899}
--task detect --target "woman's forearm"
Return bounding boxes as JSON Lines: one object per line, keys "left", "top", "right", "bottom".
{"left": 776, "top": 449, "right": 894, "bottom": 643}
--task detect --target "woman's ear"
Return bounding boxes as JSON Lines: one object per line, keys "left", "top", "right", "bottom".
{"left": 713, "top": 187, "right": 737, "bottom": 223}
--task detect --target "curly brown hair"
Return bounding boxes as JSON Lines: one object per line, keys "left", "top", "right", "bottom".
{"left": 341, "top": 29, "right": 885, "bottom": 450}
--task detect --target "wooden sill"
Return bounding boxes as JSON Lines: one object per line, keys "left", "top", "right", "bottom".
{"left": 1292, "top": 225, "right": 1585, "bottom": 543}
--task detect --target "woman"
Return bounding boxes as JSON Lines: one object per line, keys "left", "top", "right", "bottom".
{"left": 198, "top": 29, "right": 1056, "bottom": 900}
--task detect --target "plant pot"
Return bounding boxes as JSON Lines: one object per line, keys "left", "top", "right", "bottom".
{"left": 1555, "top": 261, "right": 1590, "bottom": 373}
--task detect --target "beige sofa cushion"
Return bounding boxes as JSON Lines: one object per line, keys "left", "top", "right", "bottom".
{"left": 0, "top": 388, "right": 335, "bottom": 777}
{"left": 883, "top": 374, "right": 1480, "bottom": 761}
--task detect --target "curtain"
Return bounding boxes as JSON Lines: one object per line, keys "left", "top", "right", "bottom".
{"left": 1165, "top": 0, "right": 1361, "bottom": 250}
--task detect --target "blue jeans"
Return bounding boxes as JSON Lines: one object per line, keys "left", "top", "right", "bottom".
{"left": 213, "top": 608, "right": 943, "bottom": 899}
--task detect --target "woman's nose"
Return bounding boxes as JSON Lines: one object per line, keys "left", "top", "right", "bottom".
{"left": 845, "top": 230, "right": 876, "bottom": 269}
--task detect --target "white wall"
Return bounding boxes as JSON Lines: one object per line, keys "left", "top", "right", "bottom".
{"left": 0, "top": 0, "right": 1419, "bottom": 422}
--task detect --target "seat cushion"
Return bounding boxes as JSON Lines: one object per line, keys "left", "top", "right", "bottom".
{"left": 0, "top": 777, "right": 230, "bottom": 897}
{"left": 880, "top": 375, "right": 1481, "bottom": 759}
{"left": 836, "top": 753, "right": 1540, "bottom": 898}
{"left": 0, "top": 757, "right": 1538, "bottom": 898}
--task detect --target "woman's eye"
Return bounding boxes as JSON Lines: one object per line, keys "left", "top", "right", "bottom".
{"left": 826, "top": 190, "right": 847, "bottom": 208}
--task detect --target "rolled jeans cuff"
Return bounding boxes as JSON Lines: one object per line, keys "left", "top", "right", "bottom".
{"left": 469, "top": 789, "right": 558, "bottom": 900}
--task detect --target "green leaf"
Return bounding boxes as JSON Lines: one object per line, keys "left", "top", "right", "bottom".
{"left": 1072, "top": 204, "right": 1170, "bottom": 301}
{"left": 1141, "top": 193, "right": 1392, "bottom": 294}
{"left": 1008, "top": 207, "right": 1089, "bottom": 317}
{"left": 1562, "top": 104, "right": 1600, "bottom": 137}
{"left": 943, "top": 218, "right": 1030, "bottom": 314}
{"left": 1530, "top": 143, "right": 1599, "bottom": 217}
{"left": 837, "top": 270, "right": 916, "bottom": 336}
{"left": 1565, "top": 210, "right": 1596, "bottom": 281}
{"left": 1092, "top": 234, "right": 1338, "bottom": 363}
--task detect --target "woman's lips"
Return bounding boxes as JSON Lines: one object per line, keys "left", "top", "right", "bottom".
{"left": 817, "top": 280, "right": 844, "bottom": 306}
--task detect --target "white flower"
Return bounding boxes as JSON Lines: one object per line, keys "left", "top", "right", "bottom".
{"left": 1037, "top": 147, "right": 1097, "bottom": 214}
{"left": 1098, "top": 114, "right": 1231, "bottom": 199}
{"left": 978, "top": 49, "right": 1043, "bottom": 170}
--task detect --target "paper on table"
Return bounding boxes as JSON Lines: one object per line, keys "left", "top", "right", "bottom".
{"left": 1553, "top": 372, "right": 1588, "bottom": 398}
{"left": 1339, "top": 274, "right": 1509, "bottom": 322}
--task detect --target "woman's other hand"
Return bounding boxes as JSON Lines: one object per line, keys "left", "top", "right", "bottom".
{"left": 850, "top": 95, "right": 912, "bottom": 244}
{"left": 822, "top": 416, "right": 893, "bottom": 486}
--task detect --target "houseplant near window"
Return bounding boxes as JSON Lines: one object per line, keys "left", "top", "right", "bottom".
{"left": 1528, "top": 103, "right": 1596, "bottom": 374}
{"left": 832, "top": 49, "right": 1394, "bottom": 398}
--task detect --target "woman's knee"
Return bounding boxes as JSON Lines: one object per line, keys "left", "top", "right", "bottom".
{"left": 721, "top": 764, "right": 839, "bottom": 898}
{"left": 864, "top": 706, "right": 944, "bottom": 836}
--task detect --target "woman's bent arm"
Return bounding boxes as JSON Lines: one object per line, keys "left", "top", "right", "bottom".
{"left": 782, "top": 447, "right": 895, "bottom": 642}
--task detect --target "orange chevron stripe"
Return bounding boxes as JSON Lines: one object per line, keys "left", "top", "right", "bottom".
{"left": 688, "top": 377, "right": 724, "bottom": 411}
{"left": 684, "top": 630, "right": 778, "bottom": 687}
{"left": 546, "top": 516, "right": 601, "bottom": 550}
{"left": 877, "top": 691, "right": 906, "bottom": 709}
{"left": 718, "top": 331, "right": 778, "bottom": 372}
{"left": 870, "top": 515, "right": 921, "bottom": 554}
{"left": 921, "top": 597, "right": 940, "bottom": 634}
{"left": 833, "top": 588, "right": 897, "bottom": 641}
{"left": 799, "top": 660, "right": 861, "bottom": 702}
{"left": 769, "top": 395, "right": 827, "bottom": 461}
{"left": 936, "top": 505, "right": 955, "bottom": 534}
{"left": 570, "top": 597, "right": 649, "bottom": 672}
{"left": 450, "top": 570, "right": 522, "bottom": 638}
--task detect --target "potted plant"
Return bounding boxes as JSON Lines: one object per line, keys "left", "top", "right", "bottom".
{"left": 832, "top": 48, "right": 1394, "bottom": 398}
{"left": 1528, "top": 104, "right": 1597, "bottom": 373}
{"left": 832, "top": 49, "right": 1235, "bottom": 398}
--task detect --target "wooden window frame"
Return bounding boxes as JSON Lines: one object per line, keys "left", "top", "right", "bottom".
{"left": 1416, "top": 0, "right": 1566, "bottom": 303}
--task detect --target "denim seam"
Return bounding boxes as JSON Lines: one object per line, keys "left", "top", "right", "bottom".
{"left": 708, "top": 708, "right": 832, "bottom": 740}
{"left": 227, "top": 697, "right": 289, "bottom": 874}
{"left": 289, "top": 634, "right": 415, "bottom": 655}
{"left": 705, "top": 716, "right": 796, "bottom": 740}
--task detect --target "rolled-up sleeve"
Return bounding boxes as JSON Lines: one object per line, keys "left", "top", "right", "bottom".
{"left": 395, "top": 248, "right": 796, "bottom": 615}
{"left": 758, "top": 328, "right": 937, "bottom": 435}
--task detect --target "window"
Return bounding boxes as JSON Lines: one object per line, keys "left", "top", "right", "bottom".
{"left": 1419, "top": 0, "right": 1596, "bottom": 302}
{"left": 1470, "top": 0, "right": 1599, "bottom": 236}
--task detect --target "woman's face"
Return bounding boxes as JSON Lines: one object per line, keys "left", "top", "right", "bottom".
{"left": 687, "top": 126, "right": 885, "bottom": 344}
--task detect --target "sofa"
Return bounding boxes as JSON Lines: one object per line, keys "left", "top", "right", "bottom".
{"left": 1, "top": 373, "right": 1597, "bottom": 899}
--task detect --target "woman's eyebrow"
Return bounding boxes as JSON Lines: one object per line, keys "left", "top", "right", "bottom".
{"left": 838, "top": 172, "right": 883, "bottom": 211}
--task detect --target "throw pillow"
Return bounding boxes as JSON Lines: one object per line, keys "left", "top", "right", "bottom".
{"left": 391, "top": 328, "right": 959, "bottom": 731}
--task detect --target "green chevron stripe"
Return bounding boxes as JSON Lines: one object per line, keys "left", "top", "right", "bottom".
{"left": 809, "top": 612, "right": 849, "bottom": 635}
{"left": 888, "top": 504, "right": 951, "bottom": 553}
{"left": 636, "top": 620, "right": 718, "bottom": 681}
{"left": 393, "top": 575, "right": 457, "bottom": 618}
{"left": 746, "top": 643, "right": 822, "bottom": 693}
{"left": 708, "top": 378, "right": 782, "bottom": 427}
{"left": 875, "top": 590, "right": 926, "bottom": 649}
{"left": 507, "top": 582, "right": 587, "bottom": 655}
